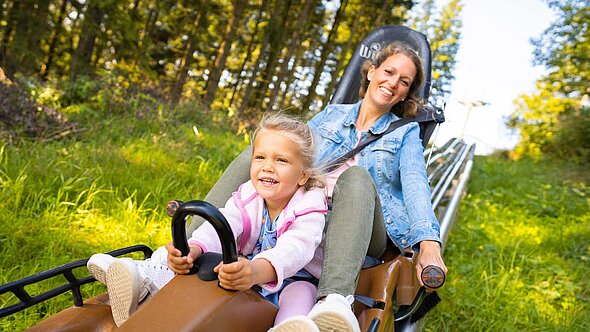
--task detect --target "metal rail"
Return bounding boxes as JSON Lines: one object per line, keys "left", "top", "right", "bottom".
{"left": 398, "top": 139, "right": 476, "bottom": 332}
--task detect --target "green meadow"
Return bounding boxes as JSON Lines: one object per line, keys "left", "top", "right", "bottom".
{"left": 1, "top": 107, "right": 589, "bottom": 331}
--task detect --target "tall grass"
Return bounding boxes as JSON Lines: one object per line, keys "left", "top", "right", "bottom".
{"left": 0, "top": 106, "right": 248, "bottom": 330}
{"left": 425, "top": 155, "right": 589, "bottom": 331}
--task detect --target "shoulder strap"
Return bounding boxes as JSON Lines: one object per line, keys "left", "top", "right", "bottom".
{"left": 326, "top": 117, "right": 414, "bottom": 173}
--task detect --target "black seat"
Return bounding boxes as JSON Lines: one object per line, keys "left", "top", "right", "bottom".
{"left": 329, "top": 25, "right": 444, "bottom": 147}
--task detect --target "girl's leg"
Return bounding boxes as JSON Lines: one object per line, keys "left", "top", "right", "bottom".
{"left": 186, "top": 146, "right": 252, "bottom": 235}
{"left": 317, "top": 166, "right": 387, "bottom": 298}
{"left": 274, "top": 281, "right": 318, "bottom": 325}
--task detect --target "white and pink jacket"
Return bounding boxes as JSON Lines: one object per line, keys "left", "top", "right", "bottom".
{"left": 188, "top": 180, "right": 328, "bottom": 293}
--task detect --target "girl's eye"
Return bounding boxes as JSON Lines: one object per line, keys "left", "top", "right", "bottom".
{"left": 277, "top": 158, "right": 288, "bottom": 163}
{"left": 255, "top": 155, "right": 264, "bottom": 160}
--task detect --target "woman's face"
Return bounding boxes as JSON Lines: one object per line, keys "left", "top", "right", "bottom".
{"left": 366, "top": 53, "right": 416, "bottom": 110}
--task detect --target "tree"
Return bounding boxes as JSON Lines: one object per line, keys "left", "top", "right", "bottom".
{"left": 509, "top": 0, "right": 589, "bottom": 160}
{"left": 301, "top": 0, "right": 348, "bottom": 113}
{"left": 70, "top": 0, "right": 105, "bottom": 79}
{"left": 204, "top": 0, "right": 246, "bottom": 106}
{"left": 531, "top": 0, "right": 589, "bottom": 95}
{"left": 408, "top": 0, "right": 463, "bottom": 104}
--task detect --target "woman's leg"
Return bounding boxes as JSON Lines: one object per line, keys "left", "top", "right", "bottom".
{"left": 274, "top": 281, "right": 318, "bottom": 325}
{"left": 186, "top": 146, "right": 252, "bottom": 234}
{"left": 317, "top": 166, "right": 387, "bottom": 298}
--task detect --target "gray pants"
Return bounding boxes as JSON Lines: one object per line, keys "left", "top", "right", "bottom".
{"left": 189, "top": 148, "right": 388, "bottom": 298}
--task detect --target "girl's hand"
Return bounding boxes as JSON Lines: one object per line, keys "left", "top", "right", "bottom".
{"left": 165, "top": 241, "right": 202, "bottom": 274}
{"left": 214, "top": 257, "right": 276, "bottom": 291}
{"left": 416, "top": 240, "right": 448, "bottom": 289}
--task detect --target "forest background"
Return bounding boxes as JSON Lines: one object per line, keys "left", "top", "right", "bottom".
{"left": 0, "top": 0, "right": 589, "bottom": 330}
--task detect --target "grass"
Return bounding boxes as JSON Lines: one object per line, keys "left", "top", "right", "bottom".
{"left": 424, "top": 155, "right": 590, "bottom": 331}
{"left": 1, "top": 105, "right": 589, "bottom": 331}
{"left": 0, "top": 105, "right": 249, "bottom": 330}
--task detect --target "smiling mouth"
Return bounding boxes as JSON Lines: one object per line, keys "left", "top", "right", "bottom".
{"left": 379, "top": 86, "right": 393, "bottom": 96}
{"left": 259, "top": 178, "right": 278, "bottom": 185}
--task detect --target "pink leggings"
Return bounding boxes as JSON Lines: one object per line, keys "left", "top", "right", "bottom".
{"left": 274, "top": 281, "right": 318, "bottom": 325}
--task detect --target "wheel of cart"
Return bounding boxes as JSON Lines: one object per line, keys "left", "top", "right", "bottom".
{"left": 0, "top": 25, "right": 475, "bottom": 332}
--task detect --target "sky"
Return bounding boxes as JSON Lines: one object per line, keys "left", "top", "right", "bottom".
{"left": 432, "top": 0, "right": 556, "bottom": 154}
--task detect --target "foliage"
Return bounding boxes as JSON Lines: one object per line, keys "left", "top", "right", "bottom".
{"left": 425, "top": 155, "right": 590, "bottom": 331}
{"left": 531, "top": 0, "right": 589, "bottom": 95}
{"left": 0, "top": 76, "right": 67, "bottom": 140}
{"left": 408, "top": 0, "right": 463, "bottom": 105}
{"left": 509, "top": 0, "right": 589, "bottom": 161}
{"left": 546, "top": 109, "right": 590, "bottom": 164}
{"left": 509, "top": 82, "right": 579, "bottom": 158}
{"left": 0, "top": 0, "right": 462, "bottom": 124}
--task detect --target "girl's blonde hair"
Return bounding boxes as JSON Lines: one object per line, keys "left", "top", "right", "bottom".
{"left": 252, "top": 113, "right": 325, "bottom": 191}
{"left": 359, "top": 41, "right": 425, "bottom": 118}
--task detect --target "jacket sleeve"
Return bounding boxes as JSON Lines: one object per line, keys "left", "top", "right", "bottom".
{"left": 398, "top": 124, "right": 441, "bottom": 249}
{"left": 252, "top": 190, "right": 327, "bottom": 293}
{"left": 187, "top": 196, "right": 244, "bottom": 254}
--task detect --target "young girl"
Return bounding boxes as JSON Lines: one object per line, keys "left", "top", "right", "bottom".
{"left": 87, "top": 113, "right": 328, "bottom": 331}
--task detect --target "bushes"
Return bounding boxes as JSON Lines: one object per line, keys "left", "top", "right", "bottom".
{"left": 547, "top": 110, "right": 590, "bottom": 164}
{"left": 0, "top": 75, "right": 67, "bottom": 140}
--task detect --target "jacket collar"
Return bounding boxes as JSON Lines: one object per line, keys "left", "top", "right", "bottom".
{"left": 343, "top": 100, "right": 401, "bottom": 135}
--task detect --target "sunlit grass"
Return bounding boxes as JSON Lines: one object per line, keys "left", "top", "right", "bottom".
{"left": 425, "top": 156, "right": 590, "bottom": 331}
{"left": 0, "top": 108, "right": 248, "bottom": 331}
{"left": 2, "top": 106, "right": 589, "bottom": 331}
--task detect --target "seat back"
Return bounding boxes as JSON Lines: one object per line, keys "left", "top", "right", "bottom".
{"left": 329, "top": 25, "right": 443, "bottom": 147}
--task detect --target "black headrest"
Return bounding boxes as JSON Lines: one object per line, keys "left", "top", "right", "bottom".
{"left": 330, "top": 25, "right": 432, "bottom": 105}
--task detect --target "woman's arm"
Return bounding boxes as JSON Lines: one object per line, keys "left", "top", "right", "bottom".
{"left": 398, "top": 124, "right": 448, "bottom": 286}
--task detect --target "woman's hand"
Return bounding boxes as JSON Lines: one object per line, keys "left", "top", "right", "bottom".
{"left": 165, "top": 241, "right": 202, "bottom": 274}
{"left": 214, "top": 257, "right": 276, "bottom": 291}
{"left": 416, "top": 240, "right": 448, "bottom": 289}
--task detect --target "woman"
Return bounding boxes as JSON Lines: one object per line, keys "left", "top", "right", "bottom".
{"left": 187, "top": 41, "right": 447, "bottom": 332}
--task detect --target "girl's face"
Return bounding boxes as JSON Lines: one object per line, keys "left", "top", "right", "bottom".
{"left": 250, "top": 129, "right": 309, "bottom": 212}
{"left": 366, "top": 53, "right": 416, "bottom": 111}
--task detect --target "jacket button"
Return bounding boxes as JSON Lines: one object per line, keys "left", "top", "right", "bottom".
{"left": 401, "top": 240, "right": 407, "bottom": 245}
{"left": 386, "top": 218, "right": 392, "bottom": 224}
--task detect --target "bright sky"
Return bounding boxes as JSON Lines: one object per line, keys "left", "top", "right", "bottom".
{"left": 433, "top": 0, "right": 556, "bottom": 154}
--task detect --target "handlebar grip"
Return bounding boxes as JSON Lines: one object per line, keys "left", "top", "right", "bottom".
{"left": 421, "top": 265, "right": 445, "bottom": 289}
{"left": 166, "top": 200, "right": 184, "bottom": 217}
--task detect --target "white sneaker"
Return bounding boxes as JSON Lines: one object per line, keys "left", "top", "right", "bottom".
{"left": 87, "top": 253, "right": 116, "bottom": 284}
{"left": 308, "top": 294, "right": 360, "bottom": 332}
{"left": 106, "top": 260, "right": 156, "bottom": 326}
{"left": 269, "top": 315, "right": 320, "bottom": 332}
{"left": 135, "top": 258, "right": 175, "bottom": 290}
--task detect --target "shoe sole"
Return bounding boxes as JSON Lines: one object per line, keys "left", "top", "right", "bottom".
{"left": 311, "top": 313, "right": 357, "bottom": 332}
{"left": 87, "top": 263, "right": 107, "bottom": 284}
{"left": 106, "top": 262, "right": 140, "bottom": 327}
{"left": 272, "top": 320, "right": 319, "bottom": 332}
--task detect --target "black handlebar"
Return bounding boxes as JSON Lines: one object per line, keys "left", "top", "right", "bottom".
{"left": 171, "top": 200, "right": 238, "bottom": 275}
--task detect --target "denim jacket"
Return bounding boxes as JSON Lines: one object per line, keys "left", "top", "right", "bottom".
{"left": 308, "top": 101, "right": 441, "bottom": 250}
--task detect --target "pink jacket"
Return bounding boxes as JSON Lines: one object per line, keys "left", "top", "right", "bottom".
{"left": 188, "top": 180, "right": 328, "bottom": 292}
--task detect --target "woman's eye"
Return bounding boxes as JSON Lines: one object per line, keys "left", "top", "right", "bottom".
{"left": 401, "top": 80, "right": 410, "bottom": 87}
